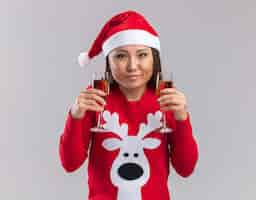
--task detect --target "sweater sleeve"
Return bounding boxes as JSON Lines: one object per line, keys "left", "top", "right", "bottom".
{"left": 167, "top": 112, "right": 199, "bottom": 177}
{"left": 59, "top": 108, "right": 95, "bottom": 172}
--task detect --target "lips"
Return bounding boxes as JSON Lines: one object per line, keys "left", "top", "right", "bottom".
{"left": 127, "top": 75, "right": 141, "bottom": 78}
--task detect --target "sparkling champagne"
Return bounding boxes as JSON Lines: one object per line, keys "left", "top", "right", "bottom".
{"left": 155, "top": 80, "right": 173, "bottom": 97}
{"left": 93, "top": 79, "right": 109, "bottom": 96}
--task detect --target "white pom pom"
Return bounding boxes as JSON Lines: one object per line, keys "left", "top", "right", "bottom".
{"left": 78, "top": 52, "right": 90, "bottom": 67}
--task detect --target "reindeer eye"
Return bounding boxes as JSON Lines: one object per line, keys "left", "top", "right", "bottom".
{"left": 134, "top": 153, "right": 139, "bottom": 157}
{"left": 123, "top": 153, "right": 129, "bottom": 157}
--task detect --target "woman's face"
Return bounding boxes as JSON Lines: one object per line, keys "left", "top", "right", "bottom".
{"left": 108, "top": 44, "right": 154, "bottom": 91}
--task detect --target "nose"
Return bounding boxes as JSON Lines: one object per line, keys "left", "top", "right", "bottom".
{"left": 118, "top": 163, "right": 144, "bottom": 180}
{"left": 126, "top": 56, "right": 138, "bottom": 72}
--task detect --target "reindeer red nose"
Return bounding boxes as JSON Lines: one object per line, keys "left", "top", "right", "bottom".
{"left": 118, "top": 163, "right": 144, "bottom": 180}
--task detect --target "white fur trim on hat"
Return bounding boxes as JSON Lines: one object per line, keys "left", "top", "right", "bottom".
{"left": 78, "top": 52, "right": 90, "bottom": 67}
{"left": 102, "top": 29, "right": 160, "bottom": 57}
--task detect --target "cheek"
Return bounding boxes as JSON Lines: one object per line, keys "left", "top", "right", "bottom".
{"left": 145, "top": 69, "right": 153, "bottom": 81}
{"left": 143, "top": 61, "right": 154, "bottom": 78}
{"left": 109, "top": 59, "right": 120, "bottom": 75}
{"left": 111, "top": 69, "right": 121, "bottom": 80}
{"left": 109, "top": 64, "right": 125, "bottom": 80}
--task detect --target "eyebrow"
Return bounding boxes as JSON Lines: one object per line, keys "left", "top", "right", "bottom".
{"left": 115, "top": 48, "right": 149, "bottom": 53}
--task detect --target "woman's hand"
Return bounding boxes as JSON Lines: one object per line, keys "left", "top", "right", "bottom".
{"left": 71, "top": 88, "right": 107, "bottom": 119}
{"left": 158, "top": 87, "right": 188, "bottom": 121}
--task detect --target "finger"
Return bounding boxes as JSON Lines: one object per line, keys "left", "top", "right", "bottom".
{"left": 79, "top": 98, "right": 105, "bottom": 110}
{"left": 86, "top": 105, "right": 104, "bottom": 112}
{"left": 84, "top": 88, "right": 107, "bottom": 96}
{"left": 158, "top": 94, "right": 184, "bottom": 103}
{"left": 161, "top": 104, "right": 184, "bottom": 112}
{"left": 80, "top": 93, "right": 106, "bottom": 106}
{"left": 160, "top": 88, "right": 185, "bottom": 97}
{"left": 78, "top": 100, "right": 104, "bottom": 112}
{"left": 160, "top": 88, "right": 177, "bottom": 95}
{"left": 160, "top": 96, "right": 185, "bottom": 107}
{"left": 78, "top": 98, "right": 97, "bottom": 106}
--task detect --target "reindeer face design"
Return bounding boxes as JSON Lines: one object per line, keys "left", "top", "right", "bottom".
{"left": 99, "top": 110, "right": 163, "bottom": 199}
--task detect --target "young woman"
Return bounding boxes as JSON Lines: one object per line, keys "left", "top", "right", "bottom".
{"left": 59, "top": 10, "right": 198, "bottom": 200}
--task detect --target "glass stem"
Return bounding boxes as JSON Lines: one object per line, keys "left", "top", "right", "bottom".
{"left": 163, "top": 112, "right": 167, "bottom": 129}
{"left": 97, "top": 111, "right": 102, "bottom": 128}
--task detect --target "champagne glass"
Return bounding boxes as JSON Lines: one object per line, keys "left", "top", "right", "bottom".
{"left": 90, "top": 71, "right": 110, "bottom": 132}
{"left": 156, "top": 71, "right": 174, "bottom": 133}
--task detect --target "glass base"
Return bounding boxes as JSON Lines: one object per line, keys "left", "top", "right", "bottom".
{"left": 90, "top": 127, "right": 109, "bottom": 132}
{"left": 159, "top": 127, "right": 173, "bottom": 133}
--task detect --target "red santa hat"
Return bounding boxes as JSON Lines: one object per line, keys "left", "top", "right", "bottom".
{"left": 78, "top": 10, "right": 161, "bottom": 67}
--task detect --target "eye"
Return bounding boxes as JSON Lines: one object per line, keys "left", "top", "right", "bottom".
{"left": 134, "top": 153, "right": 139, "bottom": 157}
{"left": 115, "top": 53, "right": 127, "bottom": 59}
{"left": 138, "top": 53, "right": 148, "bottom": 58}
{"left": 123, "top": 153, "right": 129, "bottom": 157}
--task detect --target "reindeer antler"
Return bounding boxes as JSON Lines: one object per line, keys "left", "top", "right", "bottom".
{"left": 102, "top": 110, "right": 128, "bottom": 138}
{"left": 137, "top": 111, "right": 163, "bottom": 139}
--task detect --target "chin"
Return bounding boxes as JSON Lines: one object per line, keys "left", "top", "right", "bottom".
{"left": 120, "top": 81, "right": 147, "bottom": 90}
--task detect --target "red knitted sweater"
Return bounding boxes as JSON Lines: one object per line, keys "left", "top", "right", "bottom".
{"left": 59, "top": 86, "right": 198, "bottom": 200}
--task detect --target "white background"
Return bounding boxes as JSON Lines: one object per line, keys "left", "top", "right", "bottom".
{"left": 1, "top": 0, "right": 256, "bottom": 199}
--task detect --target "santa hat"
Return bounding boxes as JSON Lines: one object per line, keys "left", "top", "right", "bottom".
{"left": 78, "top": 10, "right": 160, "bottom": 67}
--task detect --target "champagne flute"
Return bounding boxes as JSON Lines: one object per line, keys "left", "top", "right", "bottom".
{"left": 156, "top": 71, "right": 174, "bottom": 133}
{"left": 90, "top": 71, "right": 110, "bottom": 132}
